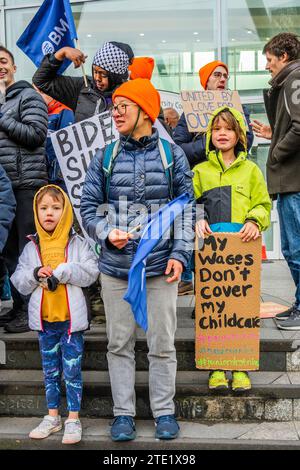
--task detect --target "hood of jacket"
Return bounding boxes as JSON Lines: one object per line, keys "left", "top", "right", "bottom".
{"left": 33, "top": 184, "right": 73, "bottom": 262}
{"left": 205, "top": 106, "right": 248, "bottom": 171}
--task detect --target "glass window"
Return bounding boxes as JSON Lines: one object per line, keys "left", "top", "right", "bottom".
{"left": 74, "top": 0, "right": 219, "bottom": 92}
{"left": 5, "top": 7, "right": 38, "bottom": 83}
{"left": 6, "top": 0, "right": 218, "bottom": 91}
{"left": 5, "top": 0, "right": 40, "bottom": 4}
{"left": 224, "top": 0, "right": 300, "bottom": 97}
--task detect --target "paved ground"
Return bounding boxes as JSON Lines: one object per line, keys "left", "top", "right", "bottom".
{"left": 0, "top": 418, "right": 300, "bottom": 449}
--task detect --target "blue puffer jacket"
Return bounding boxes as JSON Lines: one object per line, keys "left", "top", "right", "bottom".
{"left": 0, "top": 164, "right": 16, "bottom": 253}
{"left": 173, "top": 104, "right": 254, "bottom": 169}
{"left": 80, "top": 128, "right": 195, "bottom": 280}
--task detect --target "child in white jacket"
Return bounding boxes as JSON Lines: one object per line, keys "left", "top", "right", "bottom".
{"left": 11, "top": 185, "right": 99, "bottom": 444}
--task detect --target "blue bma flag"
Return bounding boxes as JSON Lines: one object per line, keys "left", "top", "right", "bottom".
{"left": 124, "top": 193, "right": 191, "bottom": 332}
{"left": 17, "top": 0, "right": 77, "bottom": 74}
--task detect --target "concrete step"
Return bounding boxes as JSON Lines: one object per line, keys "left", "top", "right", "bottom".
{"left": 1, "top": 370, "right": 300, "bottom": 421}
{"left": 1, "top": 417, "right": 300, "bottom": 450}
{"left": 1, "top": 319, "right": 300, "bottom": 372}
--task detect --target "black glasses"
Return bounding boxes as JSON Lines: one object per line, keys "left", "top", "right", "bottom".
{"left": 110, "top": 103, "right": 138, "bottom": 116}
{"left": 212, "top": 71, "right": 230, "bottom": 80}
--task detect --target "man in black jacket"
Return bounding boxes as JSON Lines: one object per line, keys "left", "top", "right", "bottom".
{"left": 0, "top": 46, "right": 48, "bottom": 333}
{"left": 251, "top": 32, "right": 300, "bottom": 330}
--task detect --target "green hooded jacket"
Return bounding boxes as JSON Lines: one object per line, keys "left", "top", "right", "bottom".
{"left": 193, "top": 106, "right": 271, "bottom": 231}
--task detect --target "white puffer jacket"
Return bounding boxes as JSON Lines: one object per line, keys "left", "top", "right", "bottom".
{"left": 11, "top": 233, "right": 99, "bottom": 334}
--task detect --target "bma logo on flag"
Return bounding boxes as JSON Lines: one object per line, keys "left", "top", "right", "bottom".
{"left": 42, "top": 41, "right": 55, "bottom": 55}
{"left": 46, "top": 14, "right": 70, "bottom": 48}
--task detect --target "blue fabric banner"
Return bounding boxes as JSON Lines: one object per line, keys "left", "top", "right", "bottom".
{"left": 124, "top": 193, "right": 191, "bottom": 332}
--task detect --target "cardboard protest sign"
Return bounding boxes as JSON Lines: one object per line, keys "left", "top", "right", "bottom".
{"left": 180, "top": 90, "right": 246, "bottom": 133}
{"left": 50, "top": 111, "right": 175, "bottom": 251}
{"left": 50, "top": 111, "right": 116, "bottom": 254}
{"left": 159, "top": 90, "right": 183, "bottom": 115}
{"left": 195, "top": 233, "right": 261, "bottom": 371}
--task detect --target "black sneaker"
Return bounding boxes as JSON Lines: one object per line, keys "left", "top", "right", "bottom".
{"left": 276, "top": 309, "right": 300, "bottom": 331}
{"left": 0, "top": 309, "right": 17, "bottom": 326}
{"left": 275, "top": 305, "right": 298, "bottom": 321}
{"left": 4, "top": 310, "right": 29, "bottom": 333}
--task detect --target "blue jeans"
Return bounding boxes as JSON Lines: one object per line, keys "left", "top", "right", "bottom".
{"left": 277, "top": 193, "right": 300, "bottom": 308}
{"left": 38, "top": 321, "right": 84, "bottom": 412}
{"left": 181, "top": 256, "right": 194, "bottom": 282}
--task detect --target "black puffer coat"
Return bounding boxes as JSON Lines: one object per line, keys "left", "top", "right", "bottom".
{"left": 0, "top": 81, "right": 48, "bottom": 189}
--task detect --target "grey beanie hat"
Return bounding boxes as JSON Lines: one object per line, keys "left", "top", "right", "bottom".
{"left": 93, "top": 42, "right": 130, "bottom": 74}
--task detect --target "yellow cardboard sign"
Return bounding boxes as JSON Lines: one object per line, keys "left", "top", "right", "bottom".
{"left": 195, "top": 233, "right": 261, "bottom": 371}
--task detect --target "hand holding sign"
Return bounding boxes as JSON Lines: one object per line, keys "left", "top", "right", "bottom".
{"left": 239, "top": 222, "right": 260, "bottom": 242}
{"left": 196, "top": 220, "right": 212, "bottom": 239}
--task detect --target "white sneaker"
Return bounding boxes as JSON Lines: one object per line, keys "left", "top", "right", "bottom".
{"left": 62, "top": 418, "right": 82, "bottom": 444}
{"left": 29, "top": 415, "right": 62, "bottom": 439}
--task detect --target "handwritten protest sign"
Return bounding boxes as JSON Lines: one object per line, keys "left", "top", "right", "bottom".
{"left": 195, "top": 233, "right": 261, "bottom": 371}
{"left": 181, "top": 90, "right": 246, "bottom": 133}
{"left": 159, "top": 90, "right": 183, "bottom": 115}
{"left": 50, "top": 111, "right": 174, "bottom": 251}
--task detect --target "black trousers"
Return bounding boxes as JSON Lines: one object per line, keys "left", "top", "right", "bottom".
{"left": 3, "top": 189, "right": 37, "bottom": 312}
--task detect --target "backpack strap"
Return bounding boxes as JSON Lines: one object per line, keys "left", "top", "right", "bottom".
{"left": 103, "top": 140, "right": 120, "bottom": 199}
{"left": 158, "top": 138, "right": 174, "bottom": 199}
{"left": 103, "top": 138, "right": 174, "bottom": 200}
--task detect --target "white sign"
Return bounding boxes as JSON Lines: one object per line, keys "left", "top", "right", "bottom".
{"left": 159, "top": 90, "right": 183, "bottom": 115}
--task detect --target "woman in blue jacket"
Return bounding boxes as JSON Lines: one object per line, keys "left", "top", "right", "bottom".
{"left": 81, "top": 78, "right": 194, "bottom": 442}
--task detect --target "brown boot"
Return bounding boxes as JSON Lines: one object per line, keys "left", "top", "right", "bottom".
{"left": 178, "top": 281, "right": 194, "bottom": 296}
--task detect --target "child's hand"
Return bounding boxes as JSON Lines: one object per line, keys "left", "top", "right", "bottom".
{"left": 37, "top": 266, "right": 53, "bottom": 278}
{"left": 196, "top": 220, "right": 212, "bottom": 239}
{"left": 239, "top": 222, "right": 260, "bottom": 242}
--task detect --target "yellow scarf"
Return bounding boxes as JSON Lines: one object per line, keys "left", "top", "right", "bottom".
{"left": 33, "top": 185, "right": 74, "bottom": 322}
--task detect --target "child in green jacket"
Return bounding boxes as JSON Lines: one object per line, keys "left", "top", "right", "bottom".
{"left": 193, "top": 106, "right": 271, "bottom": 391}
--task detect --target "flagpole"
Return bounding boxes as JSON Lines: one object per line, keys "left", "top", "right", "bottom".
{"left": 75, "top": 38, "right": 88, "bottom": 88}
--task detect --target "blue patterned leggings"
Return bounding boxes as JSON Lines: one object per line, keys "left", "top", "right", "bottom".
{"left": 38, "top": 321, "right": 84, "bottom": 412}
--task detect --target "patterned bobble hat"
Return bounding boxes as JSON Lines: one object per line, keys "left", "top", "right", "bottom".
{"left": 93, "top": 42, "right": 132, "bottom": 75}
